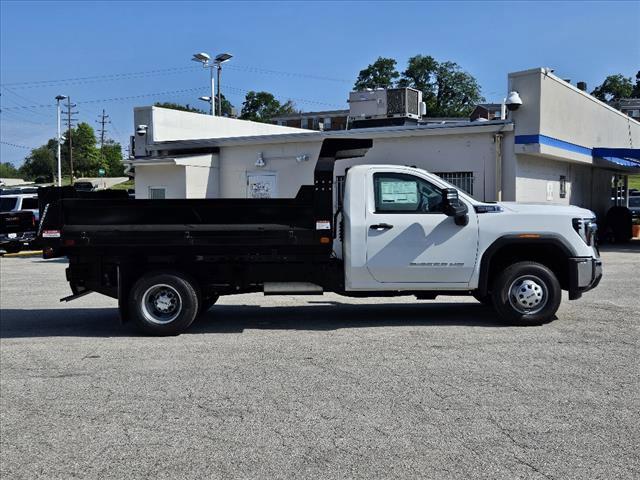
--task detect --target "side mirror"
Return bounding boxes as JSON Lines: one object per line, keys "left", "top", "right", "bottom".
{"left": 441, "top": 188, "right": 469, "bottom": 226}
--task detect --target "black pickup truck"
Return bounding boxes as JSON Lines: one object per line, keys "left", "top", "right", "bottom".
{"left": 0, "top": 210, "right": 37, "bottom": 253}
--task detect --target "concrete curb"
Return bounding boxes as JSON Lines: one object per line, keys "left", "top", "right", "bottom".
{"left": 1, "top": 250, "right": 43, "bottom": 258}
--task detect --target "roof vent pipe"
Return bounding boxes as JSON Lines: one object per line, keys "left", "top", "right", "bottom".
{"left": 577, "top": 81, "right": 587, "bottom": 92}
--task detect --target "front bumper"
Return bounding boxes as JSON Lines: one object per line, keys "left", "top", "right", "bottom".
{"left": 568, "top": 257, "right": 603, "bottom": 300}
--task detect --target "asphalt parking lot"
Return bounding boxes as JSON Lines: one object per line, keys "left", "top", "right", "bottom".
{"left": 1, "top": 245, "right": 639, "bottom": 479}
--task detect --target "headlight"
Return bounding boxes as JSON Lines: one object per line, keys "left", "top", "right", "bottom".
{"left": 572, "top": 218, "right": 597, "bottom": 246}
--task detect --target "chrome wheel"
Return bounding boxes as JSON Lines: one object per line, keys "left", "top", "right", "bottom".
{"left": 508, "top": 275, "right": 548, "bottom": 314}
{"left": 141, "top": 284, "right": 183, "bottom": 325}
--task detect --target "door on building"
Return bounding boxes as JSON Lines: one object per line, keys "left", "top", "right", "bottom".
{"left": 364, "top": 171, "right": 479, "bottom": 285}
{"left": 246, "top": 172, "right": 278, "bottom": 199}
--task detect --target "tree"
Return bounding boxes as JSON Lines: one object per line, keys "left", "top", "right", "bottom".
{"left": 632, "top": 71, "right": 640, "bottom": 98}
{"left": 354, "top": 57, "right": 400, "bottom": 90}
{"left": 67, "top": 122, "right": 100, "bottom": 178}
{"left": 19, "top": 145, "right": 55, "bottom": 182}
{"left": 102, "top": 140, "right": 125, "bottom": 176}
{"left": 155, "top": 96, "right": 234, "bottom": 116}
{"left": 154, "top": 102, "right": 207, "bottom": 114}
{"left": 591, "top": 74, "right": 634, "bottom": 102}
{"left": 0, "top": 162, "right": 20, "bottom": 178}
{"left": 398, "top": 54, "right": 438, "bottom": 110}
{"left": 398, "top": 56, "right": 483, "bottom": 117}
{"left": 240, "top": 91, "right": 295, "bottom": 123}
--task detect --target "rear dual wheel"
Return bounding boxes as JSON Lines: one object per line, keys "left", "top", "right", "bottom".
{"left": 128, "top": 272, "right": 200, "bottom": 336}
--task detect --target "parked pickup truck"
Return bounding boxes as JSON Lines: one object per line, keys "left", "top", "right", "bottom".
{"left": 0, "top": 210, "right": 37, "bottom": 253}
{"left": 37, "top": 139, "right": 602, "bottom": 335}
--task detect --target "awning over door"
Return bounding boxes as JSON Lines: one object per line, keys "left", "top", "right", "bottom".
{"left": 592, "top": 147, "right": 640, "bottom": 171}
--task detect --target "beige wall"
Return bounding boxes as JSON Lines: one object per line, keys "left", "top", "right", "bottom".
{"left": 510, "top": 68, "right": 640, "bottom": 149}
{"left": 134, "top": 164, "right": 186, "bottom": 199}
{"left": 218, "top": 141, "right": 323, "bottom": 198}
{"left": 336, "top": 132, "right": 501, "bottom": 201}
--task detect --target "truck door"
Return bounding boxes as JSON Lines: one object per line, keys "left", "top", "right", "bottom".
{"left": 365, "top": 171, "right": 478, "bottom": 285}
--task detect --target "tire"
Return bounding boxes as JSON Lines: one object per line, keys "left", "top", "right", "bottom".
{"left": 473, "top": 292, "right": 493, "bottom": 306}
{"left": 491, "top": 261, "right": 561, "bottom": 326}
{"left": 128, "top": 272, "right": 200, "bottom": 335}
{"left": 198, "top": 294, "right": 219, "bottom": 316}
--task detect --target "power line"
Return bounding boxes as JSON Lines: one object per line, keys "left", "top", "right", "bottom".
{"left": 0, "top": 140, "right": 32, "bottom": 149}
{"left": 96, "top": 109, "right": 110, "bottom": 159}
{"left": 0, "top": 66, "right": 201, "bottom": 89}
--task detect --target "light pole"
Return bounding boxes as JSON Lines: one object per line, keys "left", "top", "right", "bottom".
{"left": 192, "top": 51, "right": 233, "bottom": 116}
{"left": 214, "top": 53, "right": 233, "bottom": 116}
{"left": 55, "top": 95, "right": 67, "bottom": 186}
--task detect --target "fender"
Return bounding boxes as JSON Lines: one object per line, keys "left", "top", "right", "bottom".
{"left": 477, "top": 234, "right": 576, "bottom": 296}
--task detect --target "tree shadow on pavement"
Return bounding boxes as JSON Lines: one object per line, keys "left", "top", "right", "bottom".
{"left": 0, "top": 302, "right": 507, "bottom": 339}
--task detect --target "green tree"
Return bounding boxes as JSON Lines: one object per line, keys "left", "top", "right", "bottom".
{"left": 591, "top": 74, "right": 634, "bottom": 102}
{"left": 354, "top": 57, "right": 400, "bottom": 90}
{"left": 66, "top": 122, "right": 100, "bottom": 177}
{"left": 398, "top": 54, "right": 438, "bottom": 109}
{"left": 0, "top": 162, "right": 20, "bottom": 178}
{"left": 102, "top": 140, "right": 125, "bottom": 176}
{"left": 632, "top": 71, "right": 640, "bottom": 98}
{"left": 155, "top": 97, "right": 234, "bottom": 116}
{"left": 399, "top": 56, "right": 483, "bottom": 117}
{"left": 19, "top": 144, "right": 55, "bottom": 182}
{"left": 240, "top": 91, "right": 295, "bottom": 123}
{"left": 154, "top": 102, "right": 206, "bottom": 114}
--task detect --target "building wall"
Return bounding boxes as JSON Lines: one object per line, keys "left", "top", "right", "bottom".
{"left": 509, "top": 68, "right": 640, "bottom": 149}
{"left": 134, "top": 164, "right": 186, "bottom": 199}
{"left": 184, "top": 154, "right": 219, "bottom": 198}
{"left": 218, "top": 141, "right": 323, "bottom": 198}
{"left": 335, "top": 132, "right": 501, "bottom": 201}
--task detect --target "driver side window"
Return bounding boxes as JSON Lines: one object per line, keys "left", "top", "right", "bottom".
{"left": 373, "top": 173, "right": 443, "bottom": 213}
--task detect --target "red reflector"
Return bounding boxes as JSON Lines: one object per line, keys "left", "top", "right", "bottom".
{"left": 63, "top": 239, "right": 76, "bottom": 246}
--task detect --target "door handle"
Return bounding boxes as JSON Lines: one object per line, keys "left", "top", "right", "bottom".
{"left": 370, "top": 223, "right": 393, "bottom": 230}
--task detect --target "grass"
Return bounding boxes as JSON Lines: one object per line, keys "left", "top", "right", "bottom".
{"left": 629, "top": 175, "right": 640, "bottom": 191}
{"left": 110, "top": 180, "right": 134, "bottom": 190}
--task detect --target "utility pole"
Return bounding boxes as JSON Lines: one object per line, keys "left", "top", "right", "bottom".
{"left": 61, "top": 97, "right": 78, "bottom": 181}
{"left": 96, "top": 109, "right": 110, "bottom": 162}
{"left": 55, "top": 95, "right": 67, "bottom": 187}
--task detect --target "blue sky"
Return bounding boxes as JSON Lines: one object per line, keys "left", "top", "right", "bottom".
{"left": 1, "top": 0, "right": 639, "bottom": 166}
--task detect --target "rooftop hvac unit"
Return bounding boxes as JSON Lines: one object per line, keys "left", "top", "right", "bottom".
{"left": 348, "top": 87, "right": 424, "bottom": 121}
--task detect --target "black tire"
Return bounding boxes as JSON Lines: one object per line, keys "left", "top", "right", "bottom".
{"left": 128, "top": 272, "right": 200, "bottom": 335}
{"left": 491, "top": 261, "right": 561, "bottom": 326}
{"left": 473, "top": 292, "right": 493, "bottom": 306}
{"left": 198, "top": 294, "right": 220, "bottom": 316}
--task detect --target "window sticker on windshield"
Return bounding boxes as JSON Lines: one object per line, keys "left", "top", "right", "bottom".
{"left": 380, "top": 181, "right": 418, "bottom": 204}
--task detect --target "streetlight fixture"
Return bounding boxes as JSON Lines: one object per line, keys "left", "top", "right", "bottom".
{"left": 191, "top": 51, "right": 233, "bottom": 116}
{"left": 55, "top": 95, "right": 67, "bottom": 186}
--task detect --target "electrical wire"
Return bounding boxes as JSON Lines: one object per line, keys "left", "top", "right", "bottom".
{"left": 0, "top": 141, "right": 32, "bottom": 149}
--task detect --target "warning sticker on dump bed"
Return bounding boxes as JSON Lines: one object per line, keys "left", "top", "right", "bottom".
{"left": 316, "top": 220, "right": 331, "bottom": 230}
{"left": 42, "top": 230, "right": 61, "bottom": 238}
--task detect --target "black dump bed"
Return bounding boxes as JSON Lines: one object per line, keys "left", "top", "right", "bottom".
{"left": 38, "top": 139, "right": 372, "bottom": 259}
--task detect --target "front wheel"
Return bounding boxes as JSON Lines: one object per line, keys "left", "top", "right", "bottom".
{"left": 128, "top": 272, "right": 200, "bottom": 335}
{"left": 491, "top": 261, "right": 561, "bottom": 326}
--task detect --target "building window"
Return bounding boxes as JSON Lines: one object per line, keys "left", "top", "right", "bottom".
{"left": 148, "top": 187, "right": 166, "bottom": 199}
{"left": 434, "top": 172, "right": 474, "bottom": 196}
{"left": 324, "top": 117, "right": 332, "bottom": 130}
{"left": 559, "top": 175, "right": 567, "bottom": 198}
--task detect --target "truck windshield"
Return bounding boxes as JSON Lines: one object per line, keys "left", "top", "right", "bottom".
{"left": 0, "top": 197, "right": 18, "bottom": 211}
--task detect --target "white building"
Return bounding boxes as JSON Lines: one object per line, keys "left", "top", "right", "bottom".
{"left": 127, "top": 68, "right": 640, "bottom": 218}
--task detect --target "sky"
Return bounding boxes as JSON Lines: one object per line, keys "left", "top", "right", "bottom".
{"left": 1, "top": 0, "right": 639, "bottom": 167}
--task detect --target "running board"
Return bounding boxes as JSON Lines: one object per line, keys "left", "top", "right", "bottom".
{"left": 263, "top": 282, "right": 323, "bottom": 295}
{"left": 60, "top": 290, "right": 93, "bottom": 302}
